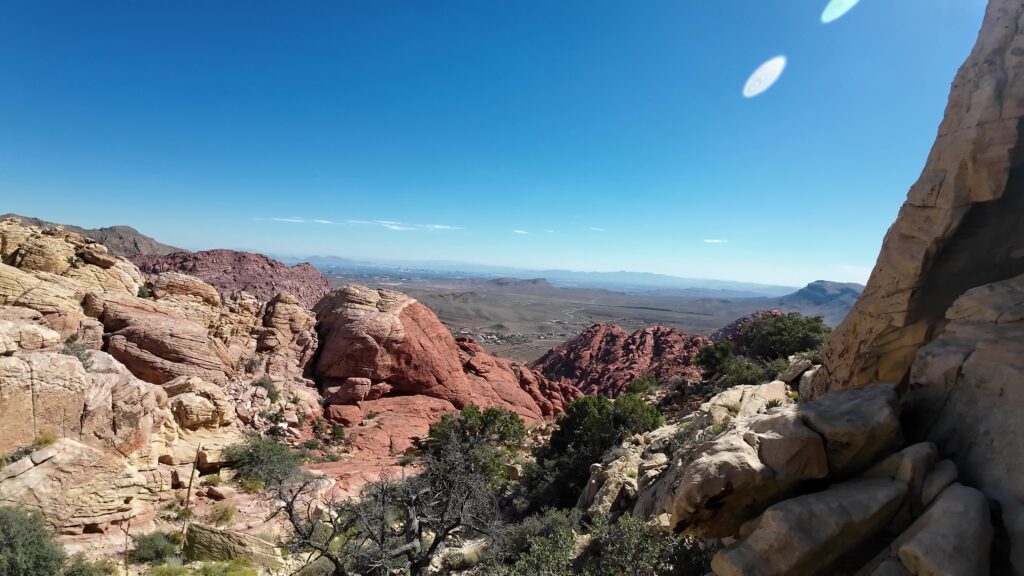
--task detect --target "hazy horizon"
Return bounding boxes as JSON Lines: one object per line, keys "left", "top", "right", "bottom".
{"left": 1, "top": 1, "right": 986, "bottom": 286}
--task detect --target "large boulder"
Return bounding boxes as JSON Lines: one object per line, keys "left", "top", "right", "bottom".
{"left": 906, "top": 273, "right": 1024, "bottom": 568}
{"left": 255, "top": 291, "right": 318, "bottom": 378}
{"left": 636, "top": 384, "right": 898, "bottom": 538}
{"left": 183, "top": 523, "right": 285, "bottom": 569}
{"left": 313, "top": 285, "right": 580, "bottom": 424}
{"left": 531, "top": 323, "right": 710, "bottom": 397}
{"left": 0, "top": 439, "right": 153, "bottom": 534}
{"left": 711, "top": 478, "right": 908, "bottom": 576}
{"left": 84, "top": 291, "right": 234, "bottom": 384}
{"left": 163, "top": 376, "right": 234, "bottom": 430}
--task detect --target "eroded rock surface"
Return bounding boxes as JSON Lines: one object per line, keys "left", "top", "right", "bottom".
{"left": 532, "top": 323, "right": 710, "bottom": 397}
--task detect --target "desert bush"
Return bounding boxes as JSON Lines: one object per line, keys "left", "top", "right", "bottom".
{"left": 795, "top": 345, "right": 824, "bottom": 365}
{"left": 210, "top": 501, "right": 236, "bottom": 526}
{"left": 132, "top": 531, "right": 178, "bottom": 564}
{"left": 252, "top": 375, "right": 280, "bottom": 403}
{"left": 312, "top": 417, "right": 328, "bottom": 436}
{"left": 223, "top": 435, "right": 301, "bottom": 487}
{"left": 695, "top": 341, "right": 734, "bottom": 377}
{"left": 301, "top": 439, "right": 321, "bottom": 450}
{"left": 34, "top": 429, "right": 58, "bottom": 449}
{"left": 579, "top": 514, "right": 716, "bottom": 576}
{"left": 489, "top": 508, "right": 580, "bottom": 567}
{"left": 626, "top": 377, "right": 659, "bottom": 395}
{"left": 137, "top": 284, "right": 154, "bottom": 298}
{"left": 739, "top": 313, "right": 830, "bottom": 361}
{"left": 426, "top": 406, "right": 526, "bottom": 490}
{"left": 149, "top": 562, "right": 189, "bottom": 576}
{"left": 61, "top": 335, "right": 93, "bottom": 371}
{"left": 330, "top": 423, "right": 346, "bottom": 443}
{"left": 764, "top": 399, "right": 783, "bottom": 410}
{"left": 489, "top": 515, "right": 576, "bottom": 576}
{"left": 517, "top": 393, "right": 662, "bottom": 513}
{"left": 717, "top": 356, "right": 772, "bottom": 387}
{"left": 200, "top": 474, "right": 221, "bottom": 487}
{"left": 63, "top": 554, "right": 119, "bottom": 576}
{"left": 195, "top": 558, "right": 259, "bottom": 576}
{"left": 0, "top": 506, "right": 66, "bottom": 576}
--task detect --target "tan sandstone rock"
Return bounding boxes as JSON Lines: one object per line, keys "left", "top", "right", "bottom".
{"left": 712, "top": 478, "right": 908, "bottom": 576}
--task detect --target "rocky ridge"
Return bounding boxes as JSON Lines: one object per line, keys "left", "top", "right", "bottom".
{"left": 531, "top": 323, "right": 710, "bottom": 397}
{"left": 1, "top": 213, "right": 181, "bottom": 258}
{"left": 133, "top": 249, "right": 331, "bottom": 308}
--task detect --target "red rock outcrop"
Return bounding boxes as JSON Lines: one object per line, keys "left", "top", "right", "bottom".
{"left": 531, "top": 324, "right": 710, "bottom": 397}
{"left": 133, "top": 250, "right": 330, "bottom": 308}
{"left": 313, "top": 285, "right": 581, "bottom": 459}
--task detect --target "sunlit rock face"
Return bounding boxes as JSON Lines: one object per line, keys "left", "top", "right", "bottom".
{"left": 815, "top": 0, "right": 1024, "bottom": 570}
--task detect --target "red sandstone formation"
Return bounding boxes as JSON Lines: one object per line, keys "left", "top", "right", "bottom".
{"left": 313, "top": 285, "right": 582, "bottom": 459}
{"left": 531, "top": 324, "right": 711, "bottom": 397}
{"left": 133, "top": 249, "right": 330, "bottom": 308}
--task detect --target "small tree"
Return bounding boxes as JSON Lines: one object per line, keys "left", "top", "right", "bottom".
{"left": 222, "top": 434, "right": 301, "bottom": 487}
{"left": 0, "top": 506, "right": 66, "bottom": 576}
{"left": 740, "top": 313, "right": 830, "bottom": 361}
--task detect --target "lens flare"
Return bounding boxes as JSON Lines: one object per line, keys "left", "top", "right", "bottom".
{"left": 743, "top": 56, "right": 787, "bottom": 98}
{"left": 822, "top": 0, "right": 861, "bottom": 24}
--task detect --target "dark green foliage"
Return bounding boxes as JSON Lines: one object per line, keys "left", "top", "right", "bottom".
{"left": 695, "top": 341, "right": 734, "bottom": 376}
{"left": 253, "top": 376, "right": 280, "bottom": 403}
{"left": 579, "top": 514, "right": 716, "bottom": 576}
{"left": 0, "top": 506, "right": 66, "bottom": 576}
{"left": 740, "top": 313, "right": 830, "bottom": 361}
{"left": 489, "top": 511, "right": 577, "bottom": 576}
{"left": 517, "top": 394, "right": 662, "bottom": 513}
{"left": 718, "top": 356, "right": 772, "bottom": 386}
{"left": 222, "top": 434, "right": 301, "bottom": 486}
{"left": 330, "top": 423, "right": 346, "bottom": 443}
{"left": 626, "top": 377, "right": 659, "bottom": 395}
{"left": 132, "top": 531, "right": 178, "bottom": 564}
{"left": 137, "top": 284, "right": 154, "bottom": 299}
{"left": 425, "top": 406, "right": 526, "bottom": 491}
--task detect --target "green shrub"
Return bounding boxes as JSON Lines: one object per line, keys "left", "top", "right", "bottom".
{"left": 301, "top": 439, "right": 321, "bottom": 450}
{"left": 795, "top": 346, "right": 824, "bottom": 365}
{"left": 740, "top": 313, "right": 830, "bottom": 361}
{"left": 34, "top": 429, "right": 58, "bottom": 449}
{"left": 517, "top": 394, "right": 661, "bottom": 513}
{"left": 766, "top": 357, "right": 790, "bottom": 379}
{"left": 717, "top": 356, "right": 773, "bottom": 386}
{"left": 195, "top": 558, "right": 259, "bottom": 576}
{"left": 149, "top": 562, "right": 189, "bottom": 576}
{"left": 239, "top": 478, "right": 266, "bottom": 493}
{"left": 0, "top": 506, "right": 66, "bottom": 576}
{"left": 223, "top": 435, "right": 301, "bottom": 487}
{"left": 311, "top": 417, "right": 328, "bottom": 436}
{"left": 489, "top": 512, "right": 577, "bottom": 576}
{"left": 61, "top": 335, "right": 93, "bottom": 371}
{"left": 764, "top": 399, "right": 784, "bottom": 410}
{"left": 582, "top": 514, "right": 715, "bottom": 576}
{"left": 63, "top": 554, "right": 119, "bottom": 576}
{"left": 132, "top": 531, "right": 178, "bottom": 564}
{"left": 137, "top": 284, "right": 154, "bottom": 299}
{"left": 253, "top": 376, "right": 280, "bottom": 403}
{"left": 210, "top": 501, "right": 236, "bottom": 526}
{"left": 426, "top": 406, "right": 526, "bottom": 489}
{"left": 626, "top": 377, "right": 659, "bottom": 395}
{"left": 695, "top": 341, "right": 735, "bottom": 377}
{"left": 330, "top": 423, "right": 346, "bottom": 443}
{"left": 201, "top": 474, "right": 221, "bottom": 486}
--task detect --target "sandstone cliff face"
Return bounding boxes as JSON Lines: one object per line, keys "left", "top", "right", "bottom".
{"left": 313, "top": 285, "right": 581, "bottom": 458}
{"left": 814, "top": 1, "right": 1024, "bottom": 570}
{"left": 531, "top": 323, "right": 710, "bottom": 397}
{"left": 816, "top": 0, "right": 1024, "bottom": 394}
{"left": 133, "top": 249, "right": 331, "bottom": 308}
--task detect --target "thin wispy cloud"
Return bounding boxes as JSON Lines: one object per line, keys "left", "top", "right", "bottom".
{"left": 589, "top": 227, "right": 606, "bottom": 232}
{"left": 345, "top": 220, "right": 372, "bottom": 225}
{"left": 313, "top": 219, "right": 336, "bottom": 224}
{"left": 423, "top": 224, "right": 464, "bottom": 230}
{"left": 703, "top": 239, "right": 728, "bottom": 244}
{"left": 272, "top": 216, "right": 305, "bottom": 223}
{"left": 376, "top": 220, "right": 402, "bottom": 226}
{"left": 513, "top": 230, "right": 529, "bottom": 235}
{"left": 382, "top": 223, "right": 417, "bottom": 231}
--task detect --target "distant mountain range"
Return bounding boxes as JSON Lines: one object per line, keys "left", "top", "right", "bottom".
{"left": 2, "top": 213, "right": 860, "bottom": 303}
{"left": 280, "top": 254, "right": 801, "bottom": 298}
{"left": 2, "top": 213, "right": 181, "bottom": 258}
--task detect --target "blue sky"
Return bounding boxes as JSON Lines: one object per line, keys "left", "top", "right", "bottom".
{"left": 0, "top": 1, "right": 985, "bottom": 286}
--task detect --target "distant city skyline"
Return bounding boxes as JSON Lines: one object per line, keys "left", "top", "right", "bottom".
{"left": 1, "top": 1, "right": 986, "bottom": 285}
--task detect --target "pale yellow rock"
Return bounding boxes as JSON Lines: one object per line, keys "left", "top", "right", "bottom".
{"left": 894, "top": 484, "right": 992, "bottom": 576}
{"left": 712, "top": 478, "right": 908, "bottom": 576}
{"left": 701, "top": 381, "right": 791, "bottom": 424}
